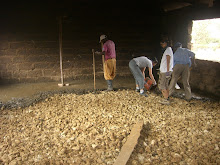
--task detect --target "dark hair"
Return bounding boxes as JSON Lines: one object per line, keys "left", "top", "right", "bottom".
{"left": 152, "top": 57, "right": 158, "bottom": 64}
{"left": 174, "top": 42, "right": 182, "bottom": 48}
{"left": 160, "top": 35, "right": 171, "bottom": 46}
{"left": 160, "top": 39, "right": 170, "bottom": 46}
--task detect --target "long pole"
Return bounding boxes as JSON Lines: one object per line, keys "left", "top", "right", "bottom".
{"left": 92, "top": 49, "right": 96, "bottom": 90}
{"left": 59, "top": 16, "right": 64, "bottom": 85}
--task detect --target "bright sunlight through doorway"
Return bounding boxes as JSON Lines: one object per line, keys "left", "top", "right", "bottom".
{"left": 191, "top": 18, "right": 220, "bottom": 62}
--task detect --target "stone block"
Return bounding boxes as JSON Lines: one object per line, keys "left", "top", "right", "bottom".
{"left": 80, "top": 68, "right": 93, "bottom": 74}
{"left": 35, "top": 77, "right": 54, "bottom": 82}
{"left": 26, "top": 48, "right": 50, "bottom": 55}
{"left": 34, "top": 62, "right": 53, "bottom": 69}
{"left": 0, "top": 64, "right": 7, "bottom": 71}
{"left": 26, "top": 55, "right": 46, "bottom": 62}
{"left": 10, "top": 42, "right": 27, "bottom": 49}
{"left": 13, "top": 70, "right": 28, "bottom": 78}
{"left": 117, "top": 60, "right": 129, "bottom": 66}
{"left": 50, "top": 76, "right": 60, "bottom": 81}
{"left": 27, "top": 70, "right": 43, "bottom": 77}
{"left": 0, "top": 50, "right": 6, "bottom": 56}
{"left": 48, "top": 48, "right": 59, "bottom": 55}
{"left": 26, "top": 54, "right": 59, "bottom": 62}
{"left": 0, "top": 42, "right": 9, "bottom": 50}
{"left": 7, "top": 64, "right": 18, "bottom": 71}
{"left": 208, "top": 69, "right": 217, "bottom": 77}
{"left": 62, "top": 69, "right": 74, "bottom": 77}
{"left": 17, "top": 49, "right": 28, "bottom": 56}
{"left": 13, "top": 56, "right": 25, "bottom": 63}
{"left": 0, "top": 56, "right": 13, "bottom": 63}
{"left": 63, "top": 49, "right": 73, "bottom": 54}
{"left": 17, "top": 63, "right": 35, "bottom": 70}
{"left": 43, "top": 69, "right": 59, "bottom": 77}
{"left": 1, "top": 71, "right": 12, "bottom": 78}
{"left": 50, "top": 62, "right": 60, "bottom": 68}
{"left": 35, "top": 42, "right": 58, "bottom": 48}
{"left": 5, "top": 49, "right": 16, "bottom": 55}
{"left": 19, "top": 78, "right": 36, "bottom": 83}
{"left": 62, "top": 62, "right": 74, "bottom": 69}
{"left": 44, "top": 55, "right": 59, "bottom": 62}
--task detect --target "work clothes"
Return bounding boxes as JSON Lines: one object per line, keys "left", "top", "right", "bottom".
{"left": 133, "top": 56, "right": 153, "bottom": 69}
{"left": 129, "top": 59, "right": 146, "bottom": 90}
{"left": 158, "top": 72, "right": 171, "bottom": 90}
{"left": 102, "top": 40, "right": 116, "bottom": 61}
{"left": 174, "top": 48, "right": 195, "bottom": 67}
{"left": 159, "top": 47, "right": 173, "bottom": 90}
{"left": 159, "top": 47, "right": 174, "bottom": 73}
{"left": 169, "top": 64, "right": 192, "bottom": 100}
{"left": 104, "top": 58, "right": 116, "bottom": 80}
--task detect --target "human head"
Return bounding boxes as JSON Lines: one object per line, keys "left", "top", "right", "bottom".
{"left": 152, "top": 57, "right": 158, "bottom": 66}
{"left": 174, "top": 42, "right": 182, "bottom": 48}
{"left": 160, "top": 38, "right": 169, "bottom": 48}
{"left": 99, "top": 34, "right": 108, "bottom": 44}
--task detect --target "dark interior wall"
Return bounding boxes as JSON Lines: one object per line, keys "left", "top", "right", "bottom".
{"left": 161, "top": 4, "right": 220, "bottom": 97}
{"left": 0, "top": 1, "right": 162, "bottom": 83}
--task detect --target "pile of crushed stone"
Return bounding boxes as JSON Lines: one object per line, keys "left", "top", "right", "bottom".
{"left": 0, "top": 90, "right": 219, "bottom": 164}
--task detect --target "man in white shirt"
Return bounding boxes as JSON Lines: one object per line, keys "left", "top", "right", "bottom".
{"left": 158, "top": 39, "right": 174, "bottom": 105}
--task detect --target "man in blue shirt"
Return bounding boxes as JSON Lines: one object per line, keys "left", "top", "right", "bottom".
{"left": 169, "top": 42, "right": 196, "bottom": 100}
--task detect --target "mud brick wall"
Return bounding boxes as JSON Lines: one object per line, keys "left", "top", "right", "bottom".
{"left": 161, "top": 6, "right": 220, "bottom": 97}
{"left": 0, "top": 29, "right": 161, "bottom": 83}
{"left": 190, "top": 60, "right": 220, "bottom": 97}
{"left": 0, "top": 2, "right": 161, "bottom": 83}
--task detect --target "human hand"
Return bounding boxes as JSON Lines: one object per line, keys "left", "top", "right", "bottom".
{"left": 166, "top": 71, "right": 171, "bottom": 78}
{"left": 95, "top": 51, "right": 100, "bottom": 55}
{"left": 92, "top": 49, "right": 95, "bottom": 53}
{"left": 153, "top": 81, "right": 157, "bottom": 86}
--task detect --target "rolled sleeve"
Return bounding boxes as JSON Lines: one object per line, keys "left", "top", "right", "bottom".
{"left": 102, "top": 44, "right": 107, "bottom": 52}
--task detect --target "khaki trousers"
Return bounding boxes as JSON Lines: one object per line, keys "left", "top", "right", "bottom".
{"left": 169, "top": 64, "right": 192, "bottom": 100}
{"left": 104, "top": 58, "right": 116, "bottom": 80}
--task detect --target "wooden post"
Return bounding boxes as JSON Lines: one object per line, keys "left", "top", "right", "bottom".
{"left": 114, "top": 121, "right": 144, "bottom": 165}
{"left": 59, "top": 16, "right": 64, "bottom": 86}
{"left": 102, "top": 55, "right": 105, "bottom": 72}
{"left": 92, "top": 49, "right": 96, "bottom": 90}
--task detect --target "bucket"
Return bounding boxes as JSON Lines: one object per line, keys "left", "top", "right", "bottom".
{"left": 144, "top": 77, "right": 153, "bottom": 91}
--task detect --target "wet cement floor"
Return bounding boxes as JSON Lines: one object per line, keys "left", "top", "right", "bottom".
{"left": 0, "top": 77, "right": 135, "bottom": 109}
{"left": 0, "top": 77, "right": 215, "bottom": 109}
{"left": 0, "top": 77, "right": 135, "bottom": 102}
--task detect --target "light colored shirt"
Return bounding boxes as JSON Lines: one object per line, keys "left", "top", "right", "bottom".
{"left": 159, "top": 47, "right": 173, "bottom": 73}
{"left": 102, "top": 40, "right": 116, "bottom": 61}
{"left": 174, "top": 48, "right": 195, "bottom": 67}
{"left": 133, "top": 56, "right": 152, "bottom": 69}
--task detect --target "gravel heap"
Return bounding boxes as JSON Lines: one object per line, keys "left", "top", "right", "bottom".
{"left": 0, "top": 90, "right": 219, "bottom": 165}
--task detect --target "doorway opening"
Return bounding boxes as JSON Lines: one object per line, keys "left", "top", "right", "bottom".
{"left": 191, "top": 18, "right": 220, "bottom": 62}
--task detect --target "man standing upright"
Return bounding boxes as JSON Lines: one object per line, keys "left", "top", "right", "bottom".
{"left": 158, "top": 39, "right": 174, "bottom": 105}
{"left": 95, "top": 35, "right": 116, "bottom": 91}
{"left": 169, "top": 42, "right": 196, "bottom": 101}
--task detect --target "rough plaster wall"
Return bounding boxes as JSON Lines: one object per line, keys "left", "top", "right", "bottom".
{"left": 161, "top": 6, "right": 220, "bottom": 97}
{"left": 0, "top": 3, "right": 161, "bottom": 83}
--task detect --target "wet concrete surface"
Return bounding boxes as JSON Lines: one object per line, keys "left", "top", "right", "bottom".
{"left": 0, "top": 77, "right": 135, "bottom": 109}
{"left": 0, "top": 77, "right": 217, "bottom": 110}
